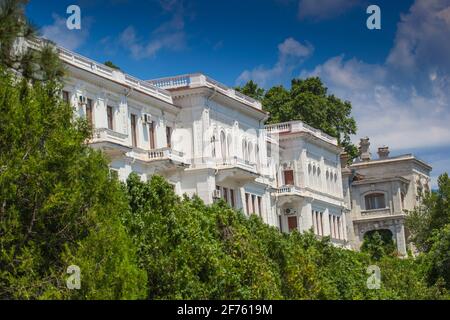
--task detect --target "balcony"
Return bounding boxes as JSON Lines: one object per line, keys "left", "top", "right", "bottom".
{"left": 276, "top": 185, "right": 303, "bottom": 196}
{"left": 275, "top": 185, "right": 345, "bottom": 208}
{"left": 148, "top": 73, "right": 263, "bottom": 110}
{"left": 129, "top": 147, "right": 191, "bottom": 169}
{"left": 89, "top": 128, "right": 131, "bottom": 157}
{"left": 360, "top": 207, "right": 393, "bottom": 218}
{"left": 215, "top": 156, "right": 259, "bottom": 185}
{"left": 265, "top": 121, "right": 338, "bottom": 146}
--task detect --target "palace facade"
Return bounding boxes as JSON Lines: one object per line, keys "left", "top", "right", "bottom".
{"left": 28, "top": 39, "right": 431, "bottom": 254}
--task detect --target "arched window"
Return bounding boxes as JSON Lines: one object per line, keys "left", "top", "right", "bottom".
{"left": 242, "top": 139, "right": 247, "bottom": 161}
{"left": 211, "top": 134, "right": 216, "bottom": 158}
{"left": 312, "top": 165, "right": 317, "bottom": 186}
{"left": 334, "top": 173, "right": 338, "bottom": 193}
{"left": 365, "top": 193, "right": 386, "bottom": 210}
{"left": 248, "top": 142, "right": 253, "bottom": 163}
{"left": 326, "top": 170, "right": 330, "bottom": 192}
{"left": 220, "top": 130, "right": 226, "bottom": 161}
{"left": 227, "top": 133, "right": 233, "bottom": 157}
{"left": 255, "top": 145, "right": 260, "bottom": 168}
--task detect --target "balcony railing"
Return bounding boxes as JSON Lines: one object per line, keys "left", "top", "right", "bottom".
{"left": 216, "top": 156, "right": 257, "bottom": 173}
{"left": 265, "top": 123, "right": 292, "bottom": 133}
{"left": 92, "top": 128, "right": 129, "bottom": 147}
{"left": 265, "top": 121, "right": 337, "bottom": 146}
{"left": 148, "top": 74, "right": 263, "bottom": 110}
{"left": 147, "top": 147, "right": 190, "bottom": 166}
{"left": 361, "top": 207, "right": 393, "bottom": 217}
{"left": 27, "top": 38, "right": 174, "bottom": 104}
{"left": 276, "top": 185, "right": 303, "bottom": 196}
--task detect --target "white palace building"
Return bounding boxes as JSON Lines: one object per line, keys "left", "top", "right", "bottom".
{"left": 27, "top": 39, "right": 432, "bottom": 255}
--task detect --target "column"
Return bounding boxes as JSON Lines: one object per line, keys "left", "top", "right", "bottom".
{"left": 395, "top": 222, "right": 407, "bottom": 256}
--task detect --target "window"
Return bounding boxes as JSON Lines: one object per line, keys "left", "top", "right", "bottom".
{"left": 107, "top": 106, "right": 114, "bottom": 130}
{"left": 328, "top": 215, "right": 334, "bottom": 238}
{"left": 148, "top": 122, "right": 156, "bottom": 149}
{"left": 283, "top": 170, "right": 294, "bottom": 185}
{"left": 333, "top": 216, "right": 337, "bottom": 239}
{"left": 242, "top": 140, "right": 247, "bottom": 161}
{"left": 86, "top": 98, "right": 93, "bottom": 126}
{"left": 312, "top": 211, "right": 317, "bottom": 234}
{"left": 227, "top": 134, "right": 233, "bottom": 157}
{"left": 62, "top": 90, "right": 70, "bottom": 103}
{"left": 211, "top": 135, "right": 216, "bottom": 157}
{"left": 245, "top": 193, "right": 250, "bottom": 215}
{"left": 337, "top": 217, "right": 341, "bottom": 240}
{"left": 365, "top": 193, "right": 386, "bottom": 210}
{"left": 316, "top": 211, "right": 321, "bottom": 235}
{"left": 248, "top": 142, "right": 253, "bottom": 163}
{"left": 166, "top": 126, "right": 172, "bottom": 148}
{"left": 223, "top": 187, "right": 228, "bottom": 203}
{"left": 258, "top": 196, "right": 262, "bottom": 217}
{"left": 131, "top": 114, "right": 137, "bottom": 148}
{"left": 230, "top": 189, "right": 235, "bottom": 208}
{"left": 251, "top": 194, "right": 256, "bottom": 214}
{"left": 288, "top": 216, "right": 298, "bottom": 232}
{"left": 256, "top": 145, "right": 260, "bottom": 169}
{"left": 319, "top": 212, "right": 324, "bottom": 236}
{"left": 220, "top": 131, "right": 226, "bottom": 161}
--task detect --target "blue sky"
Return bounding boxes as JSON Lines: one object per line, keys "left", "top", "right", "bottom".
{"left": 27, "top": 0, "right": 450, "bottom": 187}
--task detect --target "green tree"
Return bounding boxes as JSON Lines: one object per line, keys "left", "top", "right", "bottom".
{"left": 407, "top": 173, "right": 450, "bottom": 252}
{"left": 0, "top": 0, "right": 64, "bottom": 82}
{"left": 360, "top": 230, "right": 396, "bottom": 260}
{"left": 235, "top": 80, "right": 265, "bottom": 101}
{"left": 104, "top": 60, "right": 120, "bottom": 70}
{"left": 0, "top": 68, "right": 146, "bottom": 299}
{"left": 421, "top": 224, "right": 450, "bottom": 291}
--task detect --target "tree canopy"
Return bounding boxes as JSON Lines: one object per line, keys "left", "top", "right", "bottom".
{"left": 407, "top": 173, "right": 450, "bottom": 291}
{"left": 104, "top": 60, "right": 121, "bottom": 70}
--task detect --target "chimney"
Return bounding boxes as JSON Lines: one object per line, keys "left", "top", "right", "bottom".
{"left": 359, "top": 137, "right": 371, "bottom": 161}
{"left": 340, "top": 152, "right": 349, "bottom": 168}
{"left": 377, "top": 146, "right": 390, "bottom": 159}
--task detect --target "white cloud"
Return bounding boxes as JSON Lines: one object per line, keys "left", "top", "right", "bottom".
{"left": 41, "top": 14, "right": 91, "bottom": 51}
{"left": 236, "top": 37, "right": 313, "bottom": 87}
{"left": 298, "top": 0, "right": 359, "bottom": 20}
{"left": 387, "top": 0, "right": 450, "bottom": 83}
{"left": 119, "top": 0, "right": 188, "bottom": 59}
{"left": 301, "top": 55, "right": 450, "bottom": 152}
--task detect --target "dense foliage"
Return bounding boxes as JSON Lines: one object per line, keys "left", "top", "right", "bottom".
{"left": 361, "top": 230, "right": 396, "bottom": 260}
{"left": 0, "top": 0, "right": 64, "bottom": 82}
{"left": 118, "top": 172, "right": 447, "bottom": 300}
{"left": 236, "top": 78, "right": 358, "bottom": 159}
{"left": 0, "top": 68, "right": 147, "bottom": 299}
{"left": 0, "top": 0, "right": 448, "bottom": 300}
{"left": 407, "top": 173, "right": 450, "bottom": 291}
